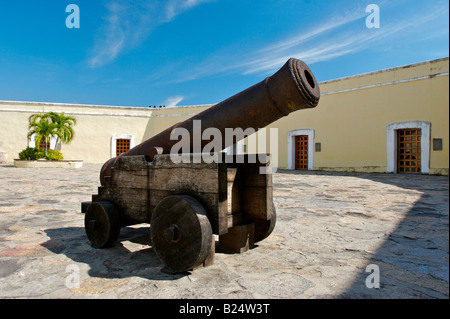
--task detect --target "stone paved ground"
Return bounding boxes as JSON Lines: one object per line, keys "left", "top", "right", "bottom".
{"left": 0, "top": 163, "right": 448, "bottom": 299}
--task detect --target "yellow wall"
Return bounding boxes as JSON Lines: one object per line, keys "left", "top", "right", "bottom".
{"left": 0, "top": 58, "right": 448, "bottom": 175}
{"left": 267, "top": 57, "right": 449, "bottom": 175}
{"left": 0, "top": 101, "right": 209, "bottom": 164}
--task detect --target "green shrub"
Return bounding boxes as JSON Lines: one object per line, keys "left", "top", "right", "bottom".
{"left": 46, "top": 149, "right": 64, "bottom": 161}
{"left": 18, "top": 147, "right": 63, "bottom": 161}
{"left": 18, "top": 147, "right": 45, "bottom": 160}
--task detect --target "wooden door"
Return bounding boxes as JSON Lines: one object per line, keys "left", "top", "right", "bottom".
{"left": 295, "top": 135, "right": 308, "bottom": 170}
{"left": 39, "top": 139, "right": 50, "bottom": 150}
{"left": 116, "top": 139, "right": 131, "bottom": 157}
{"left": 397, "top": 129, "right": 421, "bottom": 173}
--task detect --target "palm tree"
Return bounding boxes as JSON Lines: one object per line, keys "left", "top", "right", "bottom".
{"left": 27, "top": 116, "right": 57, "bottom": 156}
{"left": 28, "top": 112, "right": 77, "bottom": 152}
{"left": 46, "top": 112, "right": 77, "bottom": 148}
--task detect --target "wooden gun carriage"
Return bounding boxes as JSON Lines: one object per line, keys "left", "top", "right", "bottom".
{"left": 81, "top": 58, "right": 320, "bottom": 273}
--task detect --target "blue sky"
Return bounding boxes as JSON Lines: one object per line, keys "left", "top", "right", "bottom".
{"left": 0, "top": 0, "right": 448, "bottom": 107}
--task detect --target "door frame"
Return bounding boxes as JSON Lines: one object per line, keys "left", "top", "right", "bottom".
{"left": 386, "top": 121, "right": 430, "bottom": 174}
{"left": 287, "top": 129, "right": 314, "bottom": 170}
{"left": 111, "top": 134, "right": 136, "bottom": 158}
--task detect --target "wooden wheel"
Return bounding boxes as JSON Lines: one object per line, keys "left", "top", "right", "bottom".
{"left": 151, "top": 195, "right": 212, "bottom": 273}
{"left": 85, "top": 201, "right": 121, "bottom": 248}
{"left": 254, "top": 203, "right": 277, "bottom": 242}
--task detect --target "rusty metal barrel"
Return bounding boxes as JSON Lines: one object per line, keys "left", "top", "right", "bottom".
{"left": 100, "top": 58, "right": 320, "bottom": 185}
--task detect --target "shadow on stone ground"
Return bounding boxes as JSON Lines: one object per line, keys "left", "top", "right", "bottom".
{"left": 343, "top": 174, "right": 448, "bottom": 298}
{"left": 278, "top": 170, "right": 449, "bottom": 298}
{"left": 41, "top": 225, "right": 192, "bottom": 281}
{"left": 0, "top": 164, "right": 448, "bottom": 298}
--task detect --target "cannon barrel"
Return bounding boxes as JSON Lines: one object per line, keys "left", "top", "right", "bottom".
{"left": 100, "top": 58, "right": 320, "bottom": 185}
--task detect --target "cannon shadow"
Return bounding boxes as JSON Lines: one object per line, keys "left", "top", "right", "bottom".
{"left": 41, "top": 224, "right": 192, "bottom": 281}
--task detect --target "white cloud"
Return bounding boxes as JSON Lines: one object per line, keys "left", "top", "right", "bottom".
{"left": 164, "top": 0, "right": 211, "bottom": 21}
{"left": 168, "top": 9, "right": 370, "bottom": 80}
{"left": 88, "top": 0, "right": 212, "bottom": 68}
{"left": 88, "top": 2, "right": 128, "bottom": 68}
{"left": 242, "top": 4, "right": 448, "bottom": 75}
{"left": 172, "top": 2, "right": 448, "bottom": 80}
{"left": 257, "top": 10, "right": 366, "bottom": 56}
{"left": 164, "top": 95, "right": 184, "bottom": 107}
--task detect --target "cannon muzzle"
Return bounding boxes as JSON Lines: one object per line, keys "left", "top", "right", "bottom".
{"left": 100, "top": 58, "right": 320, "bottom": 185}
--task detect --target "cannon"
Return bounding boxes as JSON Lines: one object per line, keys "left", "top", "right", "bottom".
{"left": 81, "top": 58, "right": 320, "bottom": 273}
